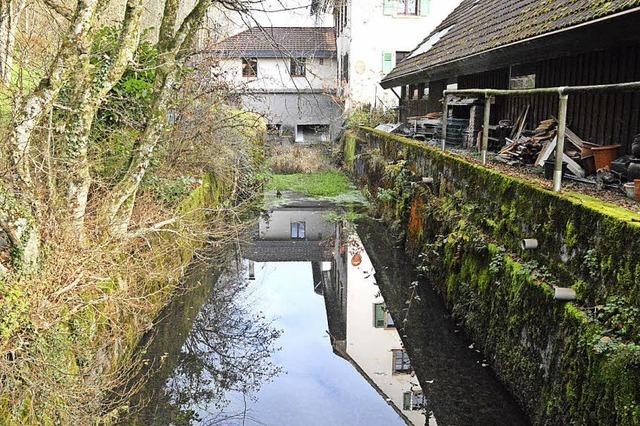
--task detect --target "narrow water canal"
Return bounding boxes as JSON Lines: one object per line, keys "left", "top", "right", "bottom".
{"left": 126, "top": 198, "right": 528, "bottom": 425}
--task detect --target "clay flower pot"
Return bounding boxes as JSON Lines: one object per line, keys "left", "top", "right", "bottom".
{"left": 635, "top": 179, "right": 640, "bottom": 201}
{"left": 591, "top": 145, "right": 621, "bottom": 171}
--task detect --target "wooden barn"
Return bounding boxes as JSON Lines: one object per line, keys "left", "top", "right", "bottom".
{"left": 380, "top": 0, "right": 640, "bottom": 153}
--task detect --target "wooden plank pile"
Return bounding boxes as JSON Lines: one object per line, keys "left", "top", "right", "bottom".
{"left": 497, "top": 118, "right": 557, "bottom": 165}
{"left": 496, "top": 118, "right": 592, "bottom": 178}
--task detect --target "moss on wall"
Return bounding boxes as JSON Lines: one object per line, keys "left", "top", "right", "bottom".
{"left": 348, "top": 127, "right": 640, "bottom": 425}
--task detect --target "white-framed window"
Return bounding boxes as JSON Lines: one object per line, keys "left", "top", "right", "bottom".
{"left": 384, "top": 0, "right": 430, "bottom": 16}
{"left": 397, "top": 0, "right": 418, "bottom": 15}
{"left": 392, "top": 349, "right": 411, "bottom": 373}
{"left": 403, "top": 390, "right": 426, "bottom": 411}
{"left": 290, "top": 57, "right": 306, "bottom": 77}
{"left": 290, "top": 222, "right": 306, "bottom": 239}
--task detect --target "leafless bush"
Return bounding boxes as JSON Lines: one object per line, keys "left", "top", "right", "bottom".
{"left": 268, "top": 144, "right": 332, "bottom": 174}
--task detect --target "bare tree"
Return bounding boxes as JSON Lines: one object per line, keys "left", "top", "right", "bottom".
{"left": 0, "top": 0, "right": 26, "bottom": 84}
{"left": 63, "top": 0, "right": 144, "bottom": 238}
{"left": 99, "top": 0, "right": 215, "bottom": 235}
{"left": 2, "top": 0, "right": 101, "bottom": 270}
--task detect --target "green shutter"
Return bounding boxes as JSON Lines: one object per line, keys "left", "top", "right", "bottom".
{"left": 419, "top": 0, "right": 430, "bottom": 16}
{"left": 383, "top": 0, "right": 395, "bottom": 15}
{"left": 382, "top": 52, "right": 393, "bottom": 74}
{"left": 374, "top": 303, "right": 386, "bottom": 327}
{"left": 403, "top": 392, "right": 411, "bottom": 410}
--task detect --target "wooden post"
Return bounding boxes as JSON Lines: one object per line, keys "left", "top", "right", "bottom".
{"left": 441, "top": 94, "right": 448, "bottom": 150}
{"left": 482, "top": 96, "right": 491, "bottom": 165}
{"left": 553, "top": 93, "right": 569, "bottom": 192}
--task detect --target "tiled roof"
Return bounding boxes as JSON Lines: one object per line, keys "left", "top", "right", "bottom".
{"left": 211, "top": 26, "right": 336, "bottom": 58}
{"left": 242, "top": 240, "right": 332, "bottom": 262}
{"left": 382, "top": 0, "right": 640, "bottom": 86}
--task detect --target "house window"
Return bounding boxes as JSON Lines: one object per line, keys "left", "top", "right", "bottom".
{"left": 342, "top": 2, "right": 348, "bottom": 29}
{"left": 403, "top": 390, "right": 426, "bottom": 411}
{"left": 408, "top": 84, "right": 416, "bottom": 100}
{"left": 374, "top": 303, "right": 395, "bottom": 328}
{"left": 510, "top": 73, "right": 536, "bottom": 89}
{"left": 290, "top": 58, "right": 306, "bottom": 77}
{"left": 392, "top": 349, "right": 412, "bottom": 373}
{"left": 341, "top": 53, "right": 349, "bottom": 83}
{"left": 397, "top": 0, "right": 418, "bottom": 15}
{"left": 291, "top": 222, "right": 306, "bottom": 239}
{"left": 242, "top": 58, "right": 257, "bottom": 78}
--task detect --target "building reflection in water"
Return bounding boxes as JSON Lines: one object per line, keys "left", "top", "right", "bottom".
{"left": 245, "top": 203, "right": 433, "bottom": 425}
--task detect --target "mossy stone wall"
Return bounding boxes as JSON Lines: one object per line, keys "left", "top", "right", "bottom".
{"left": 347, "top": 127, "right": 640, "bottom": 425}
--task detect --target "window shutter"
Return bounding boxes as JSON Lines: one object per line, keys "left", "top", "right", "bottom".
{"left": 382, "top": 52, "right": 393, "bottom": 74}
{"left": 403, "top": 392, "right": 412, "bottom": 410}
{"left": 419, "top": 0, "right": 430, "bottom": 16}
{"left": 383, "top": 0, "right": 395, "bottom": 15}
{"left": 374, "top": 304, "right": 385, "bottom": 327}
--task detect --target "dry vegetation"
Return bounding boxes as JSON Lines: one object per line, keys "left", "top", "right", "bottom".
{"left": 268, "top": 144, "right": 333, "bottom": 174}
{"left": 0, "top": 0, "right": 269, "bottom": 422}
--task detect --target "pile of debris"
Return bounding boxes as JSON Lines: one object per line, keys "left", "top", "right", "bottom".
{"left": 496, "top": 118, "right": 595, "bottom": 178}
{"left": 497, "top": 119, "right": 557, "bottom": 164}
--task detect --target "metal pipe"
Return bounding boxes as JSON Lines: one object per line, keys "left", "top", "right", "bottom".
{"left": 482, "top": 96, "right": 491, "bottom": 165}
{"left": 443, "top": 80, "right": 640, "bottom": 98}
{"left": 441, "top": 94, "right": 448, "bottom": 151}
{"left": 554, "top": 94, "right": 569, "bottom": 192}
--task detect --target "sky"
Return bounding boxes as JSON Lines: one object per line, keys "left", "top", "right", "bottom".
{"left": 198, "top": 261, "right": 406, "bottom": 425}
{"left": 220, "top": 0, "right": 333, "bottom": 35}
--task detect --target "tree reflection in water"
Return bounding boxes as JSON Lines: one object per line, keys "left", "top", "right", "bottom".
{"left": 136, "top": 264, "right": 282, "bottom": 425}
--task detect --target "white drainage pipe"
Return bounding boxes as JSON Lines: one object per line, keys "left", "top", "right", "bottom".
{"left": 554, "top": 287, "right": 577, "bottom": 301}
{"left": 521, "top": 239, "right": 538, "bottom": 250}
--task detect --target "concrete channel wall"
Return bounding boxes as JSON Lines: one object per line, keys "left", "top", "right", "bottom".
{"left": 344, "top": 127, "right": 640, "bottom": 425}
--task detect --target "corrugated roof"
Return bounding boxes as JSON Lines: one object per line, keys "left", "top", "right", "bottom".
{"left": 382, "top": 0, "right": 640, "bottom": 86}
{"left": 211, "top": 26, "right": 336, "bottom": 58}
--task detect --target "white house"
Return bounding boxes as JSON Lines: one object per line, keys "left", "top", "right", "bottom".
{"left": 210, "top": 27, "right": 343, "bottom": 142}
{"left": 325, "top": 226, "right": 434, "bottom": 425}
{"left": 331, "top": 0, "right": 461, "bottom": 110}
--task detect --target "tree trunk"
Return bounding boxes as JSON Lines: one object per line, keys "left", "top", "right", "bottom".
{"left": 0, "top": 0, "right": 25, "bottom": 85}
{"left": 99, "top": 69, "right": 176, "bottom": 235}
{"left": 3, "top": 0, "right": 100, "bottom": 269}
{"left": 64, "top": 0, "right": 143, "bottom": 236}
{"left": 9, "top": 0, "right": 100, "bottom": 190}
{"left": 0, "top": 183, "right": 40, "bottom": 272}
{"left": 100, "top": 0, "right": 211, "bottom": 236}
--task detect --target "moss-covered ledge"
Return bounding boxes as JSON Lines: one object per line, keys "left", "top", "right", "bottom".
{"left": 354, "top": 127, "right": 640, "bottom": 306}
{"left": 346, "top": 127, "right": 640, "bottom": 425}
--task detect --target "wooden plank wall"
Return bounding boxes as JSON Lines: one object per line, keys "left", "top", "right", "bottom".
{"left": 458, "top": 45, "right": 640, "bottom": 153}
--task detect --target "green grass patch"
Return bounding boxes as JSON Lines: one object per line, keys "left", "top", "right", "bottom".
{"left": 268, "top": 171, "right": 353, "bottom": 197}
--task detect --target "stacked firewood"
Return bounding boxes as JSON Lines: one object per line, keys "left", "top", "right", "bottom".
{"left": 497, "top": 119, "right": 557, "bottom": 165}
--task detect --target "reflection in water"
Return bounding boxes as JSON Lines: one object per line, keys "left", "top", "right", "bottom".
{"left": 129, "top": 201, "right": 526, "bottom": 425}
{"left": 324, "top": 222, "right": 433, "bottom": 426}
{"left": 127, "top": 263, "right": 282, "bottom": 425}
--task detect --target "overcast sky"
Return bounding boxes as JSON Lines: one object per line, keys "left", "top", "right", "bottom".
{"left": 220, "top": 0, "right": 333, "bottom": 34}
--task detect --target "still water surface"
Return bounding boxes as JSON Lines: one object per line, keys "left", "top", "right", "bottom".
{"left": 126, "top": 202, "right": 527, "bottom": 425}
